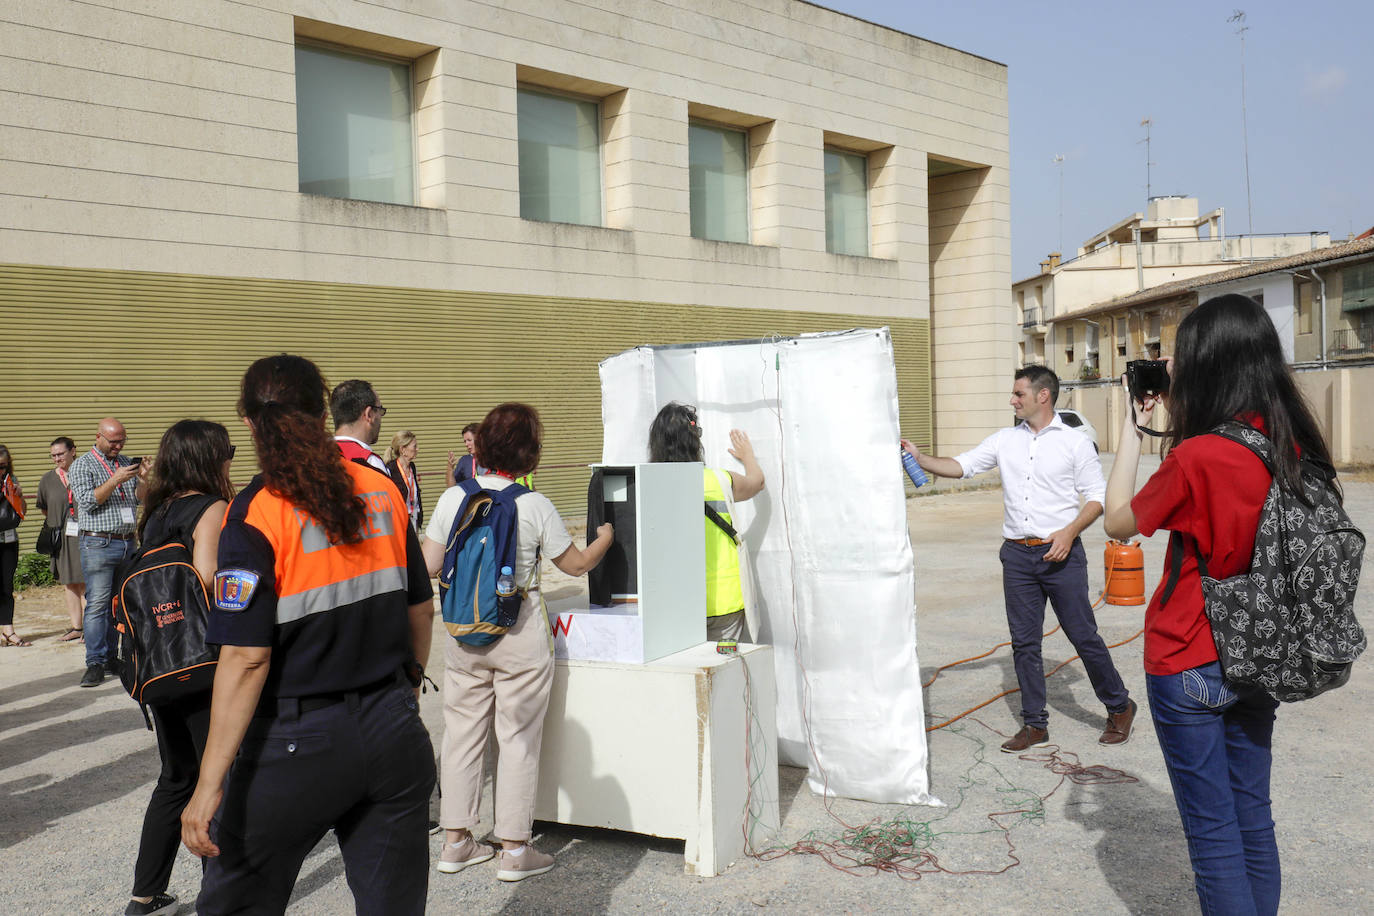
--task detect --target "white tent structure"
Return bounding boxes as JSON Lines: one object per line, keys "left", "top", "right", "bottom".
{"left": 599, "top": 328, "right": 934, "bottom": 805}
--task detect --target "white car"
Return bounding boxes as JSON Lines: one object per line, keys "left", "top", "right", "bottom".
{"left": 1056, "top": 408, "right": 1099, "bottom": 452}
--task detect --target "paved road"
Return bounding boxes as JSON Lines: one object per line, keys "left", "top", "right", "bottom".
{"left": 3, "top": 456, "right": 1371, "bottom": 914}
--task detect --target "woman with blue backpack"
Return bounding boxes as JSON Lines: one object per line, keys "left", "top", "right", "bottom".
{"left": 123, "top": 419, "right": 234, "bottom": 916}
{"left": 422, "top": 402, "right": 613, "bottom": 882}
{"left": 1104, "top": 294, "right": 1343, "bottom": 915}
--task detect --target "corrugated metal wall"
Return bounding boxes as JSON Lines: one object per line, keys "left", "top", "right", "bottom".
{"left": 1, "top": 263, "right": 930, "bottom": 549}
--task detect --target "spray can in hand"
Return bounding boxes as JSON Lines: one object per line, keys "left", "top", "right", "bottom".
{"left": 900, "top": 445, "right": 927, "bottom": 489}
{"left": 496, "top": 565, "right": 517, "bottom": 598}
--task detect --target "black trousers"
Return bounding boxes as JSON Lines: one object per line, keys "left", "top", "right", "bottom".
{"left": 0, "top": 540, "right": 17, "bottom": 626}
{"left": 198, "top": 683, "right": 436, "bottom": 916}
{"left": 133, "top": 691, "right": 213, "bottom": 896}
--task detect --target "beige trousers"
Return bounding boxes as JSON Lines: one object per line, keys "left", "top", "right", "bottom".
{"left": 438, "top": 599, "right": 553, "bottom": 842}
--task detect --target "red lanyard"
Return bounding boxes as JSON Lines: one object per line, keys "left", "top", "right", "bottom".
{"left": 57, "top": 467, "right": 75, "bottom": 516}
{"left": 92, "top": 449, "right": 132, "bottom": 496}
{"left": 92, "top": 448, "right": 120, "bottom": 478}
{"left": 488, "top": 470, "right": 516, "bottom": 482}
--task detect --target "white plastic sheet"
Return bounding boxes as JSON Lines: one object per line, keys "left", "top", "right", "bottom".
{"left": 599, "top": 329, "right": 932, "bottom": 804}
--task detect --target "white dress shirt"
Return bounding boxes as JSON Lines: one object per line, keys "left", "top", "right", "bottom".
{"left": 952, "top": 414, "right": 1106, "bottom": 540}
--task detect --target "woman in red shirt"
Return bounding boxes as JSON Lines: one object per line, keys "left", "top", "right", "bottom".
{"left": 1104, "top": 294, "right": 1333, "bottom": 916}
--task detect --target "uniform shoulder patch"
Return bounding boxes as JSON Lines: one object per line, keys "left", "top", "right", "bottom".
{"left": 214, "top": 568, "right": 261, "bottom": 612}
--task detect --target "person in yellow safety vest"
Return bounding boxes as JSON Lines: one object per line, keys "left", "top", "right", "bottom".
{"left": 648, "top": 403, "right": 765, "bottom": 642}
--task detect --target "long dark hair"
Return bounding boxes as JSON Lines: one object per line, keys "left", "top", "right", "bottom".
{"left": 648, "top": 403, "right": 703, "bottom": 463}
{"left": 138, "top": 420, "right": 235, "bottom": 540}
{"left": 1166, "top": 294, "right": 1331, "bottom": 492}
{"left": 239, "top": 354, "right": 366, "bottom": 544}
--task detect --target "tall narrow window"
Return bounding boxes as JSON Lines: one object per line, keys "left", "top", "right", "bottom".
{"left": 824, "top": 148, "right": 868, "bottom": 256}
{"left": 296, "top": 44, "right": 414, "bottom": 205}
{"left": 689, "top": 123, "right": 749, "bottom": 242}
{"left": 517, "top": 88, "right": 601, "bottom": 226}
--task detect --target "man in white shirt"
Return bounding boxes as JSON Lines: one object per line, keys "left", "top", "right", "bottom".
{"left": 903, "top": 366, "right": 1135, "bottom": 753}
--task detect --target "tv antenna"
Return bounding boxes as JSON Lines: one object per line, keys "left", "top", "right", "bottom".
{"left": 1228, "top": 10, "right": 1253, "bottom": 234}
{"left": 1052, "top": 154, "right": 1065, "bottom": 254}
{"left": 1138, "top": 118, "right": 1153, "bottom": 203}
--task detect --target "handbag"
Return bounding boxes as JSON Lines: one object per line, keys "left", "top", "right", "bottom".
{"left": 36, "top": 525, "right": 63, "bottom": 558}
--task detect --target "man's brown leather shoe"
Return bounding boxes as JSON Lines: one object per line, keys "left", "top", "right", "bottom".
{"left": 1099, "top": 699, "right": 1138, "bottom": 746}
{"left": 1000, "top": 726, "right": 1050, "bottom": 753}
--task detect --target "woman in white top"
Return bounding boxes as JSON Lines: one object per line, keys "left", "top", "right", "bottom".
{"left": 421, "top": 402, "right": 612, "bottom": 882}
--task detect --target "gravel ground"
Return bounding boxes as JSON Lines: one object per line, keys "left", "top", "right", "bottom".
{"left": 3, "top": 453, "right": 1372, "bottom": 915}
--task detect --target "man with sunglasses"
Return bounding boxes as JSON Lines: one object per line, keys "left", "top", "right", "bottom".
{"left": 69, "top": 417, "right": 148, "bottom": 687}
{"left": 330, "top": 379, "right": 391, "bottom": 477}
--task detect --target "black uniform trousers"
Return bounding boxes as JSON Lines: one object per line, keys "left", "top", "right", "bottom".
{"left": 197, "top": 682, "right": 436, "bottom": 915}
{"left": 134, "top": 691, "right": 212, "bottom": 897}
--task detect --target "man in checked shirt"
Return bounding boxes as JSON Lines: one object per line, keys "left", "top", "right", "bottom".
{"left": 69, "top": 417, "right": 148, "bottom": 687}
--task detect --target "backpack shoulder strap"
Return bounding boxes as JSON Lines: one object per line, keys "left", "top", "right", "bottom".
{"left": 1209, "top": 420, "right": 1276, "bottom": 474}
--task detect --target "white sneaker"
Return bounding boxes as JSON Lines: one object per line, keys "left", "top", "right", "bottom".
{"left": 496, "top": 845, "right": 554, "bottom": 882}
{"left": 437, "top": 834, "right": 494, "bottom": 874}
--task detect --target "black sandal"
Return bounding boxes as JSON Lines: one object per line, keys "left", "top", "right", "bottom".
{"left": 59, "top": 627, "right": 84, "bottom": 642}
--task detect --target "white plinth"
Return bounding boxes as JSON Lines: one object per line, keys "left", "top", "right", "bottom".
{"left": 535, "top": 643, "right": 780, "bottom": 876}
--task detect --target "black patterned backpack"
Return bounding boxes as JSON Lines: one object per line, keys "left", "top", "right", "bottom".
{"left": 1161, "top": 421, "right": 1366, "bottom": 702}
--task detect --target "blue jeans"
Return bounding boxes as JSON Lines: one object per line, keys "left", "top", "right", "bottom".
{"left": 1000, "top": 538, "right": 1131, "bottom": 729}
{"left": 1147, "top": 662, "right": 1280, "bottom": 915}
{"left": 79, "top": 533, "right": 135, "bottom": 667}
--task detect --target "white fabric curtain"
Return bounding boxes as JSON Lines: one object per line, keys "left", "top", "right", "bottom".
{"left": 600, "top": 330, "right": 932, "bottom": 804}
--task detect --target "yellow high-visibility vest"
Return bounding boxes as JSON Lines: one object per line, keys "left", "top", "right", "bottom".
{"left": 703, "top": 467, "right": 743, "bottom": 618}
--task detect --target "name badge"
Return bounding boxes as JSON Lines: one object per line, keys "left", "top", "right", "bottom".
{"left": 119, "top": 506, "right": 136, "bottom": 525}
{"left": 214, "top": 569, "right": 261, "bottom": 612}
{"left": 65, "top": 519, "right": 80, "bottom": 537}
{"left": 0, "top": 529, "right": 15, "bottom": 544}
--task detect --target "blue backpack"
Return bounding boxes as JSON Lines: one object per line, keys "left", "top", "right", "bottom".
{"left": 440, "top": 479, "right": 529, "bottom": 646}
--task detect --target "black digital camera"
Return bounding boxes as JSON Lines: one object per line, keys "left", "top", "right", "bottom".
{"left": 1126, "top": 359, "right": 1170, "bottom": 402}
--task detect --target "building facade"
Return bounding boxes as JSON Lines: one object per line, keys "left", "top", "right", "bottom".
{"left": 1014, "top": 196, "right": 1328, "bottom": 381}
{"left": 1051, "top": 234, "right": 1374, "bottom": 463}
{"left": 2, "top": 0, "right": 1009, "bottom": 520}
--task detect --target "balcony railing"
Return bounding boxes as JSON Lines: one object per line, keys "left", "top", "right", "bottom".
{"left": 1022, "top": 308, "right": 1043, "bottom": 328}
{"left": 1331, "top": 326, "right": 1374, "bottom": 358}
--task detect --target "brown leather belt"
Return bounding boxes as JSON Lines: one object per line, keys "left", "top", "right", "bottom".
{"left": 1006, "top": 537, "right": 1050, "bottom": 547}
{"left": 80, "top": 530, "right": 135, "bottom": 540}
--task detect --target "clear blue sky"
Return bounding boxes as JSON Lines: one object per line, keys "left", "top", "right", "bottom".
{"left": 823, "top": 0, "right": 1374, "bottom": 279}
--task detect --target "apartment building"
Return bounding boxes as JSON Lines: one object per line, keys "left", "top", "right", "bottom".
{"left": 1014, "top": 196, "right": 1327, "bottom": 381}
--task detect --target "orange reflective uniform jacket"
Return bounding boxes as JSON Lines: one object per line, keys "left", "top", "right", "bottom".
{"left": 240, "top": 462, "right": 411, "bottom": 627}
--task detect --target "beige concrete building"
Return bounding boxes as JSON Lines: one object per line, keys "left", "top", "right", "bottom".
{"left": 1, "top": 0, "right": 1010, "bottom": 522}
{"left": 1051, "top": 234, "right": 1374, "bottom": 464}
{"left": 1015, "top": 196, "right": 1328, "bottom": 381}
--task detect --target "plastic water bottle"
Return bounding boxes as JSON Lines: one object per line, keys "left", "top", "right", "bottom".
{"left": 900, "top": 446, "right": 927, "bottom": 488}
{"left": 496, "top": 565, "right": 516, "bottom": 598}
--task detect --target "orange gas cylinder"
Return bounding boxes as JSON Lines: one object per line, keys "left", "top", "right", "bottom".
{"left": 1104, "top": 540, "right": 1146, "bottom": 606}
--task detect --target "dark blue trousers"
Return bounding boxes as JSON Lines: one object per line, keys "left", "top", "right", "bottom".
{"left": 999, "top": 538, "right": 1130, "bottom": 730}
{"left": 198, "top": 682, "right": 436, "bottom": 915}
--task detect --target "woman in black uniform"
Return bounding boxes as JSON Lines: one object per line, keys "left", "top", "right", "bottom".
{"left": 180, "top": 354, "right": 436, "bottom": 916}
{"left": 124, "top": 420, "right": 234, "bottom": 916}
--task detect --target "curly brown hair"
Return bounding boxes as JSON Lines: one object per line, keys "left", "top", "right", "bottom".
{"left": 477, "top": 403, "right": 542, "bottom": 476}
{"left": 239, "top": 355, "right": 366, "bottom": 544}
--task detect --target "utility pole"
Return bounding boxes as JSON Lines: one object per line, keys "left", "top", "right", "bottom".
{"left": 1138, "top": 118, "right": 1153, "bottom": 203}
{"left": 1228, "top": 10, "right": 1253, "bottom": 235}
{"left": 1053, "top": 154, "right": 1065, "bottom": 255}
